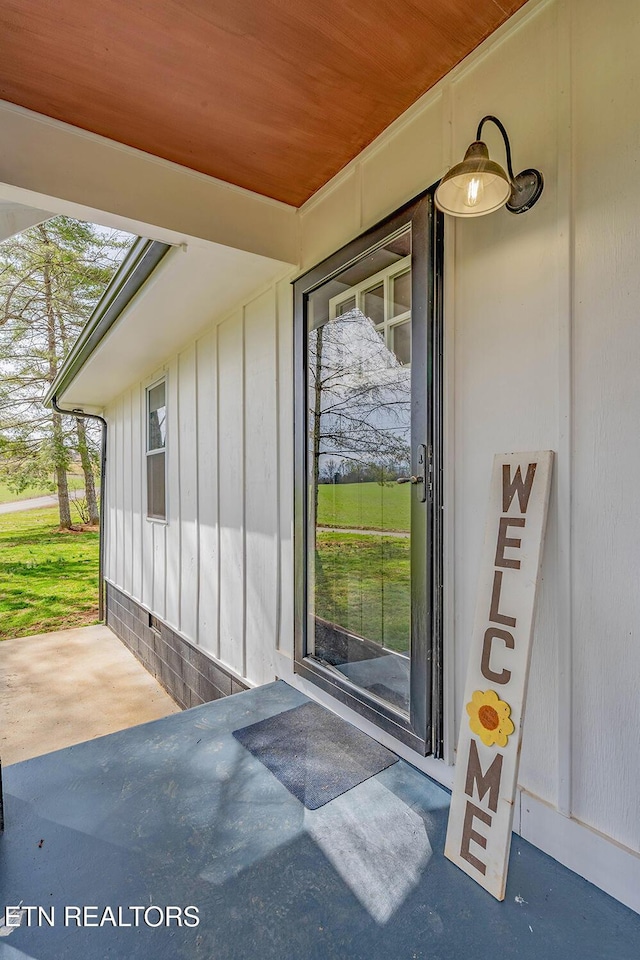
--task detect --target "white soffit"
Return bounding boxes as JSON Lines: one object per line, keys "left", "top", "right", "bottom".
{"left": 62, "top": 240, "right": 288, "bottom": 408}
{"left": 0, "top": 199, "right": 53, "bottom": 241}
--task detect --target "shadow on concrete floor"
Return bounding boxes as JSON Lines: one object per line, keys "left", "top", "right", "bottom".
{"left": 1, "top": 680, "right": 639, "bottom": 960}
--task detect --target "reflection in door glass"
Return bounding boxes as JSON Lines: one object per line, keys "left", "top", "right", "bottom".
{"left": 307, "top": 229, "right": 412, "bottom": 714}
{"left": 392, "top": 270, "right": 411, "bottom": 316}
{"left": 392, "top": 321, "right": 411, "bottom": 365}
{"left": 335, "top": 296, "right": 356, "bottom": 318}
{"left": 363, "top": 283, "right": 384, "bottom": 326}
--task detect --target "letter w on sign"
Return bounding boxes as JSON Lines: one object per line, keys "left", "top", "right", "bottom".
{"left": 445, "top": 451, "right": 553, "bottom": 900}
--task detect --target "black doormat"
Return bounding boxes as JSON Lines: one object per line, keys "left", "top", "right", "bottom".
{"left": 232, "top": 701, "right": 398, "bottom": 810}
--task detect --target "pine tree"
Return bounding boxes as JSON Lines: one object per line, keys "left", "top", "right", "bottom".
{"left": 0, "top": 216, "right": 132, "bottom": 527}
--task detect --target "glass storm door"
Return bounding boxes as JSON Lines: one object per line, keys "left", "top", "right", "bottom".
{"left": 294, "top": 191, "right": 443, "bottom": 756}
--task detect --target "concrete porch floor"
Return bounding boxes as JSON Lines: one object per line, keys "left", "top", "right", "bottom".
{"left": 0, "top": 624, "right": 180, "bottom": 765}
{"left": 1, "top": 680, "right": 639, "bottom": 959}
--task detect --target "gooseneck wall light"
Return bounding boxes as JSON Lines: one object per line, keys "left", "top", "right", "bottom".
{"left": 435, "top": 115, "right": 543, "bottom": 217}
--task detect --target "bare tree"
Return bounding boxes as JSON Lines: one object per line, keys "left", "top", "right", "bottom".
{"left": 308, "top": 309, "right": 411, "bottom": 523}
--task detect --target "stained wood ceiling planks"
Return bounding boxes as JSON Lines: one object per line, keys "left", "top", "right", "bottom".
{"left": 0, "top": 1, "right": 528, "bottom": 206}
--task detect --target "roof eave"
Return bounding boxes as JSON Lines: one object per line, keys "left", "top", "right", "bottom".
{"left": 44, "top": 236, "right": 172, "bottom": 407}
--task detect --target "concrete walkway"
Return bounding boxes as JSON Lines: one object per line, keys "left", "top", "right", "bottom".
{"left": 0, "top": 624, "right": 180, "bottom": 765}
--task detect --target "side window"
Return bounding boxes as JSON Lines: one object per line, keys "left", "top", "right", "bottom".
{"left": 146, "top": 379, "right": 166, "bottom": 520}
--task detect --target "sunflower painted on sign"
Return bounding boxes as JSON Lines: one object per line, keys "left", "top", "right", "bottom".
{"left": 466, "top": 689, "right": 515, "bottom": 747}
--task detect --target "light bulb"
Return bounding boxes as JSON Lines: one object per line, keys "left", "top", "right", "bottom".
{"left": 465, "top": 176, "right": 483, "bottom": 208}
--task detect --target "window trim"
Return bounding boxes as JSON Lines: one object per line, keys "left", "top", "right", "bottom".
{"left": 292, "top": 185, "right": 444, "bottom": 757}
{"left": 145, "top": 375, "right": 168, "bottom": 523}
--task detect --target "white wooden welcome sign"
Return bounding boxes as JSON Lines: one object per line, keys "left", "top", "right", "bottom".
{"left": 445, "top": 451, "right": 554, "bottom": 900}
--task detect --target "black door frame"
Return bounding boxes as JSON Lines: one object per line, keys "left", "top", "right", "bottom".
{"left": 293, "top": 186, "right": 444, "bottom": 756}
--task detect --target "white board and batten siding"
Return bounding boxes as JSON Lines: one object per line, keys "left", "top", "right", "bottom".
{"left": 104, "top": 276, "right": 294, "bottom": 690}
{"left": 244, "top": 292, "right": 280, "bottom": 683}
{"left": 178, "top": 345, "right": 199, "bottom": 642}
{"left": 165, "top": 356, "right": 181, "bottom": 631}
{"left": 195, "top": 327, "right": 218, "bottom": 659}
{"left": 217, "top": 311, "right": 245, "bottom": 676}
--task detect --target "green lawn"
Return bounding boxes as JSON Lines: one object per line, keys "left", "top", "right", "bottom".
{"left": 314, "top": 531, "right": 410, "bottom": 653}
{"left": 0, "top": 475, "right": 84, "bottom": 504}
{"left": 317, "top": 481, "right": 410, "bottom": 532}
{"left": 0, "top": 506, "right": 100, "bottom": 640}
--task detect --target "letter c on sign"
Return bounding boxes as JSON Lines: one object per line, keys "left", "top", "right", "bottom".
{"left": 481, "top": 628, "right": 514, "bottom": 685}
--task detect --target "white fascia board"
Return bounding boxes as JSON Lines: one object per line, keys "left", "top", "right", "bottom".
{"left": 0, "top": 100, "right": 299, "bottom": 264}
{"left": 45, "top": 237, "right": 172, "bottom": 408}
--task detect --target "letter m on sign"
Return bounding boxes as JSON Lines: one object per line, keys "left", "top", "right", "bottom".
{"left": 465, "top": 739, "right": 503, "bottom": 813}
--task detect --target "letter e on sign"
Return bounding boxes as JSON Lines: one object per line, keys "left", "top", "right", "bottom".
{"left": 445, "top": 451, "right": 553, "bottom": 900}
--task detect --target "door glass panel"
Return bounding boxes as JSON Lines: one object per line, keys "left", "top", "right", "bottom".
{"left": 306, "top": 229, "right": 412, "bottom": 715}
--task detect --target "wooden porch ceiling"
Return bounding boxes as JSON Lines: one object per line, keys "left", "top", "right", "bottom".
{"left": 0, "top": 1, "right": 528, "bottom": 207}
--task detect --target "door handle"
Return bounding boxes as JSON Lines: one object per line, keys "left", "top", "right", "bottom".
{"left": 396, "top": 443, "right": 428, "bottom": 503}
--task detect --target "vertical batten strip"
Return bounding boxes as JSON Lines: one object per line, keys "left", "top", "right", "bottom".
{"left": 195, "top": 331, "right": 217, "bottom": 655}
{"left": 123, "top": 390, "right": 132, "bottom": 597}
{"left": 130, "top": 386, "right": 140, "bottom": 601}
{"left": 106, "top": 401, "right": 116, "bottom": 586}
{"left": 276, "top": 277, "right": 295, "bottom": 657}
{"left": 274, "top": 283, "right": 282, "bottom": 654}
{"left": 217, "top": 313, "right": 245, "bottom": 674}
{"left": 244, "top": 289, "right": 279, "bottom": 684}
{"left": 164, "top": 360, "right": 181, "bottom": 630}
{"left": 130, "top": 387, "right": 136, "bottom": 600}
{"left": 555, "top": 0, "right": 574, "bottom": 818}
{"left": 176, "top": 360, "right": 182, "bottom": 632}
{"left": 193, "top": 343, "right": 201, "bottom": 646}
{"left": 139, "top": 386, "right": 145, "bottom": 602}
{"left": 241, "top": 305, "right": 247, "bottom": 680}
{"left": 178, "top": 346, "right": 198, "bottom": 643}
{"left": 215, "top": 322, "right": 222, "bottom": 662}
{"left": 116, "top": 394, "right": 124, "bottom": 589}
